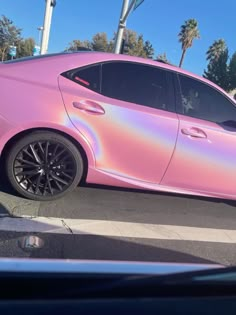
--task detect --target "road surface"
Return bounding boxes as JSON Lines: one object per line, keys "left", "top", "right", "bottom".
{"left": 0, "top": 179, "right": 236, "bottom": 266}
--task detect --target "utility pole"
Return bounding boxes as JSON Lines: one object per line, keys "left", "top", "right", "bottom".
{"left": 114, "top": 0, "right": 144, "bottom": 54}
{"left": 40, "top": 0, "right": 56, "bottom": 54}
{"left": 114, "top": 0, "right": 130, "bottom": 54}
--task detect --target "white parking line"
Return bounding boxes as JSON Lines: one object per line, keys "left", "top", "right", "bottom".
{"left": 0, "top": 215, "right": 236, "bottom": 244}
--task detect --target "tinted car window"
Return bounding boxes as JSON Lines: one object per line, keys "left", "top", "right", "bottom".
{"left": 63, "top": 64, "right": 101, "bottom": 93}
{"left": 101, "top": 62, "right": 170, "bottom": 111}
{"left": 178, "top": 74, "right": 236, "bottom": 124}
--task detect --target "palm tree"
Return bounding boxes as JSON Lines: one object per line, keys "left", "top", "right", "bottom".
{"left": 178, "top": 19, "right": 200, "bottom": 67}
{"left": 206, "top": 39, "right": 226, "bottom": 63}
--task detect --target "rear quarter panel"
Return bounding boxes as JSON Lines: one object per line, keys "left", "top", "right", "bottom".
{"left": 0, "top": 59, "right": 95, "bottom": 167}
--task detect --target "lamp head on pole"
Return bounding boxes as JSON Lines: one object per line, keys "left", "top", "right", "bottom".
{"left": 51, "top": 0, "right": 56, "bottom": 7}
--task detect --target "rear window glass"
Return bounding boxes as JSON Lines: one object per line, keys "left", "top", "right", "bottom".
{"left": 63, "top": 64, "right": 101, "bottom": 93}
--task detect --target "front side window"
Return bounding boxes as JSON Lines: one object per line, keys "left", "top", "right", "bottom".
{"left": 101, "top": 62, "right": 171, "bottom": 111}
{"left": 178, "top": 74, "right": 236, "bottom": 125}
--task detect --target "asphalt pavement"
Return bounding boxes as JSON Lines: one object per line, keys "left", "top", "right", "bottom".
{"left": 0, "top": 177, "right": 236, "bottom": 266}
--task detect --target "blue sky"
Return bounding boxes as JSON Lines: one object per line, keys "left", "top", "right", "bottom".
{"left": 1, "top": 0, "right": 235, "bottom": 75}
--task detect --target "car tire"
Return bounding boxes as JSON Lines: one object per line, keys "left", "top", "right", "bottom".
{"left": 6, "top": 131, "right": 84, "bottom": 201}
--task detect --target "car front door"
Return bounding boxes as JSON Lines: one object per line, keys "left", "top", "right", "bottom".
{"left": 59, "top": 61, "right": 179, "bottom": 184}
{"left": 162, "top": 73, "right": 236, "bottom": 197}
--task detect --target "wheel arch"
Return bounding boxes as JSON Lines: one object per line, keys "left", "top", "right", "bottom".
{"left": 0, "top": 127, "right": 94, "bottom": 183}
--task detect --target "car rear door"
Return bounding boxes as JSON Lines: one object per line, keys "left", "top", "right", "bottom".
{"left": 162, "top": 73, "right": 236, "bottom": 197}
{"left": 59, "top": 61, "right": 179, "bottom": 184}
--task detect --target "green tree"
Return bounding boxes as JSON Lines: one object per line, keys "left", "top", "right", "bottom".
{"left": 123, "top": 29, "right": 153, "bottom": 58}
{"left": 131, "top": 34, "right": 146, "bottom": 57}
{"left": 0, "top": 15, "right": 21, "bottom": 61}
{"left": 123, "top": 29, "right": 136, "bottom": 55}
{"left": 66, "top": 39, "right": 92, "bottom": 51}
{"left": 229, "top": 52, "right": 236, "bottom": 90}
{"left": 206, "top": 39, "right": 226, "bottom": 63}
{"left": 91, "top": 32, "right": 109, "bottom": 52}
{"left": 66, "top": 29, "right": 155, "bottom": 58}
{"left": 204, "top": 49, "right": 230, "bottom": 91}
{"left": 143, "top": 40, "right": 154, "bottom": 59}
{"left": 16, "top": 38, "right": 35, "bottom": 58}
{"left": 107, "top": 39, "right": 114, "bottom": 52}
{"left": 178, "top": 19, "right": 200, "bottom": 67}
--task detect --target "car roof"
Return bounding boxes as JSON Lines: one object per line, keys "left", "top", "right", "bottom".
{"left": 3, "top": 51, "right": 91, "bottom": 64}
{"left": 3, "top": 51, "right": 181, "bottom": 72}
{"left": 2, "top": 51, "right": 235, "bottom": 103}
{"left": 2, "top": 51, "right": 214, "bottom": 84}
{"left": 0, "top": 51, "right": 209, "bottom": 82}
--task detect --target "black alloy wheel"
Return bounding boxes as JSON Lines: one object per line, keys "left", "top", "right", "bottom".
{"left": 6, "top": 131, "right": 84, "bottom": 201}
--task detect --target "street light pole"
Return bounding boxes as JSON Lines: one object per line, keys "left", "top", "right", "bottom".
{"left": 114, "top": 0, "right": 144, "bottom": 54}
{"left": 114, "top": 0, "right": 130, "bottom": 54}
{"left": 41, "top": 0, "right": 51, "bottom": 54}
{"left": 37, "top": 26, "right": 43, "bottom": 47}
{"left": 45, "top": 4, "right": 53, "bottom": 53}
{"left": 40, "top": 0, "right": 56, "bottom": 55}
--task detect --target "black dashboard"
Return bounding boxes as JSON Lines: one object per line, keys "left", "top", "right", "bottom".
{"left": 0, "top": 271, "right": 236, "bottom": 315}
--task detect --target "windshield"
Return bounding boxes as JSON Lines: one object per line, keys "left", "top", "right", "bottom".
{"left": 0, "top": 0, "right": 235, "bottom": 281}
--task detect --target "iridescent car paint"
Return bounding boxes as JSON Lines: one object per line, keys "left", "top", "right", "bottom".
{"left": 0, "top": 52, "right": 236, "bottom": 200}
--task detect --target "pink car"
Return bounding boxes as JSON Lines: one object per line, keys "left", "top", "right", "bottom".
{"left": 0, "top": 52, "right": 236, "bottom": 201}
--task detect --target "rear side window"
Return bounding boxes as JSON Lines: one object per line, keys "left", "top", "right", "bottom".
{"left": 101, "top": 62, "right": 172, "bottom": 111}
{"left": 62, "top": 64, "right": 101, "bottom": 93}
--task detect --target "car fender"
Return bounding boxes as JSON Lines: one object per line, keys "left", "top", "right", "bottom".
{"left": 0, "top": 120, "right": 96, "bottom": 168}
